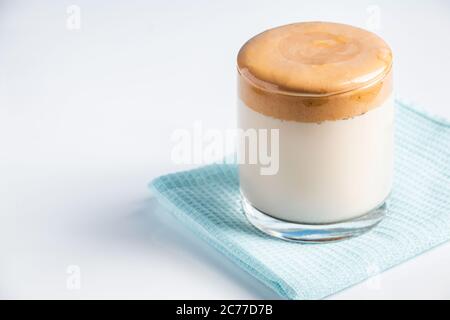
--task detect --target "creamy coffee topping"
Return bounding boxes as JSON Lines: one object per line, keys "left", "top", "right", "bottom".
{"left": 237, "top": 22, "right": 393, "bottom": 122}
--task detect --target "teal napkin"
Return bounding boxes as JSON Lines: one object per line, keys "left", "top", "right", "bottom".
{"left": 149, "top": 99, "right": 450, "bottom": 300}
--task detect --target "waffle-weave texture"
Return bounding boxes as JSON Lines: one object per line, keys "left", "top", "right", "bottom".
{"left": 150, "top": 100, "right": 450, "bottom": 299}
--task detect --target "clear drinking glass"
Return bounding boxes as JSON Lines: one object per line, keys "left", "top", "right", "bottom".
{"left": 237, "top": 22, "right": 394, "bottom": 242}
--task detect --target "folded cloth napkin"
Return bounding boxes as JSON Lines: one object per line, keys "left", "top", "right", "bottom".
{"left": 149, "top": 99, "right": 450, "bottom": 300}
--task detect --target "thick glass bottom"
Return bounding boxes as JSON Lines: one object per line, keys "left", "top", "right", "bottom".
{"left": 242, "top": 195, "right": 387, "bottom": 243}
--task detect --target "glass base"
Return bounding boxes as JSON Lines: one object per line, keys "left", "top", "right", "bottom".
{"left": 242, "top": 196, "right": 387, "bottom": 243}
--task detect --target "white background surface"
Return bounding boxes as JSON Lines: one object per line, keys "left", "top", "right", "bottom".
{"left": 1, "top": 0, "right": 450, "bottom": 299}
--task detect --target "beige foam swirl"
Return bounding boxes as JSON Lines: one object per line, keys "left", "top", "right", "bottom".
{"left": 237, "top": 21, "right": 393, "bottom": 122}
